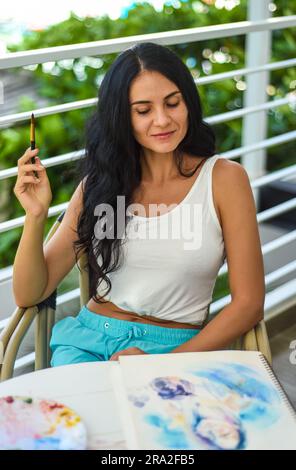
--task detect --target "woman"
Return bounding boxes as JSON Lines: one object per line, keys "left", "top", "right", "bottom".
{"left": 13, "top": 42, "right": 265, "bottom": 366}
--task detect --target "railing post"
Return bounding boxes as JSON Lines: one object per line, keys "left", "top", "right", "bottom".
{"left": 242, "top": 0, "right": 271, "bottom": 207}
{"left": 0, "top": 79, "right": 3, "bottom": 106}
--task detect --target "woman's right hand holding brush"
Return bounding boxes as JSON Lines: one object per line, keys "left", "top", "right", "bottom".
{"left": 14, "top": 147, "right": 52, "bottom": 218}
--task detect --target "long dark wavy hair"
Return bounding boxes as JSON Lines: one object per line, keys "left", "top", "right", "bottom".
{"left": 74, "top": 41, "right": 216, "bottom": 304}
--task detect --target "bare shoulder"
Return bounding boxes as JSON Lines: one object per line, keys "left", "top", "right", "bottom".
{"left": 212, "top": 158, "right": 251, "bottom": 221}
{"left": 213, "top": 157, "right": 249, "bottom": 180}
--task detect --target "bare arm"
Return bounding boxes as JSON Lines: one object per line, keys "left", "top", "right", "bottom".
{"left": 171, "top": 159, "right": 265, "bottom": 353}
{"left": 13, "top": 212, "right": 49, "bottom": 307}
{"left": 13, "top": 159, "right": 85, "bottom": 307}
{"left": 33, "top": 181, "right": 85, "bottom": 306}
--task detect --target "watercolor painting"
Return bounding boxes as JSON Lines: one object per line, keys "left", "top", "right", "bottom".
{"left": 120, "top": 353, "right": 296, "bottom": 450}
{"left": 0, "top": 396, "right": 87, "bottom": 450}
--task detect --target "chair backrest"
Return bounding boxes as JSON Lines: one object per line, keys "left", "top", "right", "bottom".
{"left": 77, "top": 253, "right": 90, "bottom": 308}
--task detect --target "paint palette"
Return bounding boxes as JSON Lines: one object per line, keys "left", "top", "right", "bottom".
{"left": 0, "top": 396, "right": 87, "bottom": 450}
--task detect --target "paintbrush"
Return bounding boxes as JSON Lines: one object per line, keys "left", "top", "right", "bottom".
{"left": 30, "top": 113, "right": 38, "bottom": 178}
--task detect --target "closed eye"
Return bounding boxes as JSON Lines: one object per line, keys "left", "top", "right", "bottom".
{"left": 136, "top": 102, "right": 180, "bottom": 115}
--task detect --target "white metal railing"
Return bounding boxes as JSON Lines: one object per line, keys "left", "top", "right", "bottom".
{"left": 1, "top": 158, "right": 296, "bottom": 233}
{"left": 265, "top": 260, "right": 296, "bottom": 286}
{"left": 219, "top": 229, "right": 296, "bottom": 277}
{"left": 1, "top": 16, "right": 295, "bottom": 69}
{"left": 211, "top": 278, "right": 296, "bottom": 316}
{"left": 0, "top": 17, "right": 295, "bottom": 254}
{"left": 1, "top": 91, "right": 295, "bottom": 128}
{"left": 1, "top": 160, "right": 296, "bottom": 234}
{"left": 2, "top": 225, "right": 296, "bottom": 329}
{"left": 1, "top": 58, "right": 296, "bottom": 128}
{"left": 0, "top": 15, "right": 296, "bottom": 372}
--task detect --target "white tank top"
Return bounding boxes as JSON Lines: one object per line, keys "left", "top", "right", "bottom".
{"left": 96, "top": 155, "right": 226, "bottom": 326}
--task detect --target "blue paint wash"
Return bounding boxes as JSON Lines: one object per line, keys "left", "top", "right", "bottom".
{"left": 190, "top": 362, "right": 281, "bottom": 427}
{"left": 128, "top": 363, "right": 283, "bottom": 449}
{"left": 145, "top": 414, "right": 191, "bottom": 449}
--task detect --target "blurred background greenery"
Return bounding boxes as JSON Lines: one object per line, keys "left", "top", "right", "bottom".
{"left": 0, "top": 0, "right": 295, "bottom": 301}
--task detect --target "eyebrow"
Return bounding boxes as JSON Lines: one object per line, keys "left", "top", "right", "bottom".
{"left": 130, "top": 91, "right": 181, "bottom": 106}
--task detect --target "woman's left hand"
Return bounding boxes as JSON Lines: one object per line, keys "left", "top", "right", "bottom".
{"left": 109, "top": 347, "right": 148, "bottom": 361}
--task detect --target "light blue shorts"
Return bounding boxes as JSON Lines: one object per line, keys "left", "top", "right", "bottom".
{"left": 50, "top": 305, "right": 200, "bottom": 367}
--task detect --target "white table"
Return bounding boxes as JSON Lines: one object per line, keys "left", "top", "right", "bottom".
{"left": 0, "top": 362, "right": 126, "bottom": 450}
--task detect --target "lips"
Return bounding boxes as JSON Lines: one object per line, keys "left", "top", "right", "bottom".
{"left": 152, "top": 130, "right": 175, "bottom": 137}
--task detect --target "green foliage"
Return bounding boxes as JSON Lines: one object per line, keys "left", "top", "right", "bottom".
{"left": 213, "top": 272, "right": 230, "bottom": 301}
{"left": 1, "top": 0, "right": 295, "bottom": 302}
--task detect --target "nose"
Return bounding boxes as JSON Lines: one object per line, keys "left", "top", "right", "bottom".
{"left": 153, "top": 108, "right": 171, "bottom": 128}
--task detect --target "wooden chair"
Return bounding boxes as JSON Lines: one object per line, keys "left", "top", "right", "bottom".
{"left": 0, "top": 211, "right": 272, "bottom": 381}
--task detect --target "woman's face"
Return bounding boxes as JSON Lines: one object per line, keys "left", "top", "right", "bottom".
{"left": 129, "top": 70, "right": 189, "bottom": 155}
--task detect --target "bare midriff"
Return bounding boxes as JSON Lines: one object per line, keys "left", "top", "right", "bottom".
{"left": 86, "top": 298, "right": 202, "bottom": 330}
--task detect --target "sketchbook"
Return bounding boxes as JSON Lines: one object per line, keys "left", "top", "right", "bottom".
{"left": 109, "top": 350, "right": 296, "bottom": 450}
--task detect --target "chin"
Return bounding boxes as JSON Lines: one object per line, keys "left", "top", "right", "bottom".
{"left": 149, "top": 148, "right": 177, "bottom": 155}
